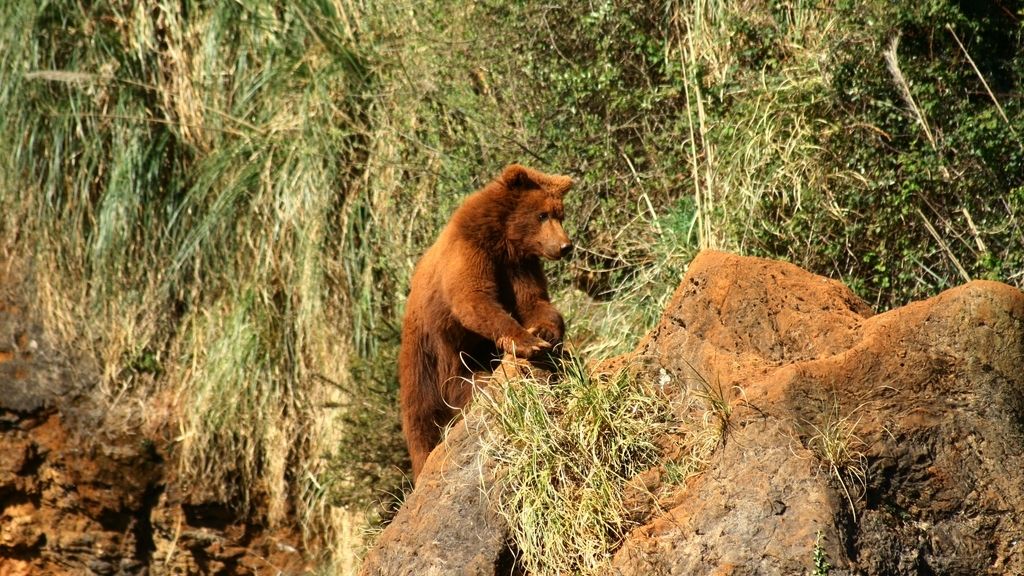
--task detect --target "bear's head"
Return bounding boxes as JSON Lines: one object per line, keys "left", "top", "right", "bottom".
{"left": 500, "top": 164, "right": 574, "bottom": 261}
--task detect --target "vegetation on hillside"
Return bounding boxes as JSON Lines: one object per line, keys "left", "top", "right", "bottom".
{"left": 475, "top": 356, "right": 734, "bottom": 576}
{"left": 476, "top": 359, "right": 672, "bottom": 576}
{"left": 1, "top": 0, "right": 1020, "bottom": 572}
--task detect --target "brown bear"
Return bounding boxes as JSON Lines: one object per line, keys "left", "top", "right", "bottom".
{"left": 399, "top": 164, "right": 574, "bottom": 481}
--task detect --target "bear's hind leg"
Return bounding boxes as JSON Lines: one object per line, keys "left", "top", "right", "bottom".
{"left": 400, "top": 331, "right": 441, "bottom": 481}
{"left": 399, "top": 338, "right": 463, "bottom": 482}
{"left": 403, "top": 404, "right": 446, "bottom": 481}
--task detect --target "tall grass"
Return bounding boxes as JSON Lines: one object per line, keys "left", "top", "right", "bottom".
{"left": 0, "top": 0, "right": 373, "bottom": 557}
{"left": 473, "top": 356, "right": 738, "bottom": 575}
{"left": 673, "top": 1, "right": 843, "bottom": 251}
{"left": 475, "top": 358, "right": 671, "bottom": 575}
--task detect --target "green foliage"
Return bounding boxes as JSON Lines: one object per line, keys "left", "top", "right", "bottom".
{"left": 813, "top": 531, "right": 832, "bottom": 575}
{"left": 737, "top": 1, "right": 1024, "bottom": 308}
{"left": 0, "top": 0, "right": 374, "bottom": 546}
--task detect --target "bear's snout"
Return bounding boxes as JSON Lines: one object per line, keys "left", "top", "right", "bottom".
{"left": 558, "top": 241, "right": 574, "bottom": 259}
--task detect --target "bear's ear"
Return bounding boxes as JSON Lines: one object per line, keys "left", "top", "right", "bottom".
{"left": 500, "top": 164, "right": 573, "bottom": 197}
{"left": 500, "top": 164, "right": 537, "bottom": 191}
{"left": 542, "top": 174, "right": 573, "bottom": 197}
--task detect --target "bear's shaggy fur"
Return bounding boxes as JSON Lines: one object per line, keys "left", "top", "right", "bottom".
{"left": 399, "top": 164, "right": 573, "bottom": 481}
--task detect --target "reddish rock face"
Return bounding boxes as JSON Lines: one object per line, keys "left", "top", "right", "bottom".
{"left": 361, "top": 250, "right": 1024, "bottom": 576}
{"left": 0, "top": 274, "right": 309, "bottom": 576}
{"left": 615, "top": 251, "right": 1024, "bottom": 575}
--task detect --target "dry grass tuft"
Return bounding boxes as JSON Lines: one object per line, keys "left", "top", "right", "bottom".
{"left": 803, "top": 399, "right": 869, "bottom": 522}
{"left": 664, "top": 364, "right": 736, "bottom": 484}
{"left": 475, "top": 356, "right": 671, "bottom": 575}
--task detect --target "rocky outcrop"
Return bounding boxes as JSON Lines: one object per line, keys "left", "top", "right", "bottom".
{"left": 361, "top": 250, "right": 1024, "bottom": 575}
{"left": 0, "top": 272, "right": 308, "bottom": 575}
{"left": 357, "top": 358, "right": 536, "bottom": 576}
{"left": 615, "top": 251, "right": 1024, "bottom": 575}
{"left": 356, "top": 414, "right": 511, "bottom": 576}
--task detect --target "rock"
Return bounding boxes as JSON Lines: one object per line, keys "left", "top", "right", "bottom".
{"left": 358, "top": 357, "right": 537, "bottom": 576}
{"left": 0, "top": 270, "right": 311, "bottom": 576}
{"left": 361, "top": 250, "right": 1024, "bottom": 575}
{"left": 616, "top": 251, "right": 1024, "bottom": 575}
{"left": 357, "top": 418, "right": 510, "bottom": 576}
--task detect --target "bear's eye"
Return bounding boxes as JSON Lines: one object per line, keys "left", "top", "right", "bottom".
{"left": 538, "top": 212, "right": 549, "bottom": 222}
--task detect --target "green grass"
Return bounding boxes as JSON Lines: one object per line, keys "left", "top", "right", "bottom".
{"left": 474, "top": 357, "right": 672, "bottom": 575}
{"left": 0, "top": 0, "right": 374, "bottom": 555}
{"left": 802, "top": 399, "right": 869, "bottom": 523}
{"left": 472, "top": 355, "right": 739, "bottom": 574}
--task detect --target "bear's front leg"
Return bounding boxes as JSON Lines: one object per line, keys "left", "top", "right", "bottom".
{"left": 525, "top": 303, "right": 565, "bottom": 346}
{"left": 445, "top": 263, "right": 550, "bottom": 357}
{"left": 510, "top": 261, "right": 565, "bottom": 346}
{"left": 451, "top": 296, "right": 550, "bottom": 357}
